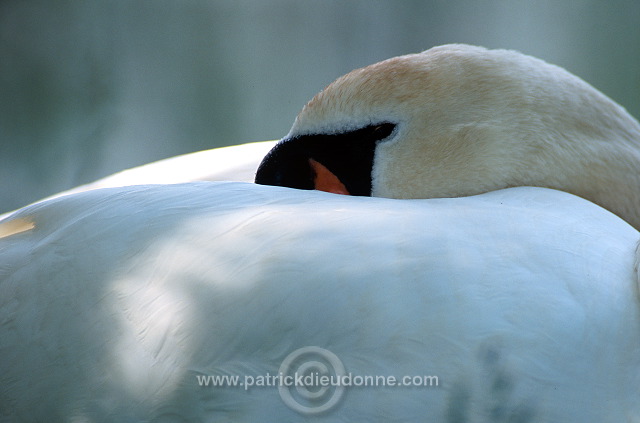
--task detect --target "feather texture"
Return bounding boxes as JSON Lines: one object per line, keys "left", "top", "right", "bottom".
{"left": 1, "top": 182, "right": 638, "bottom": 422}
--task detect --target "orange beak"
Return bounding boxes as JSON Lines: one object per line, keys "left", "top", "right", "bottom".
{"left": 309, "top": 159, "right": 350, "bottom": 195}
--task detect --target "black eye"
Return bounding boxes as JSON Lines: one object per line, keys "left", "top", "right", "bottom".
{"left": 368, "top": 122, "right": 396, "bottom": 141}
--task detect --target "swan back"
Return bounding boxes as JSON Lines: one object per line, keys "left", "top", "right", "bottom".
{"left": 1, "top": 183, "right": 638, "bottom": 421}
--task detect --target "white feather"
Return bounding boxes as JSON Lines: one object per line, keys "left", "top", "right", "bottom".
{"left": 1, "top": 182, "right": 638, "bottom": 422}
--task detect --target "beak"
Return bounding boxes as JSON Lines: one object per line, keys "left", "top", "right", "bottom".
{"left": 254, "top": 139, "right": 316, "bottom": 191}
{"left": 254, "top": 139, "right": 350, "bottom": 195}
{"left": 255, "top": 123, "right": 391, "bottom": 196}
{"left": 308, "top": 159, "right": 350, "bottom": 195}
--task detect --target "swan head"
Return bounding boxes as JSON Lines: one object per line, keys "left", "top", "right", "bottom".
{"left": 255, "top": 44, "right": 640, "bottom": 228}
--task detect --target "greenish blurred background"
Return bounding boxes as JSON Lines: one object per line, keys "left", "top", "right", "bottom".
{"left": 1, "top": 0, "right": 639, "bottom": 213}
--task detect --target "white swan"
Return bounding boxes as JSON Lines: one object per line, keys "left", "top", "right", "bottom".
{"left": 1, "top": 183, "right": 638, "bottom": 422}
{"left": 2, "top": 44, "right": 640, "bottom": 422}
{"left": 256, "top": 44, "right": 640, "bottom": 229}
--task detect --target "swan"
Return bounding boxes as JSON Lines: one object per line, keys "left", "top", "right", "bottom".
{"left": 1, "top": 182, "right": 639, "bottom": 422}
{"left": 255, "top": 44, "right": 640, "bottom": 230}
{"left": 2, "top": 44, "right": 640, "bottom": 422}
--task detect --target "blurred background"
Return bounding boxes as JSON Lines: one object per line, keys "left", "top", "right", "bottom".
{"left": 1, "top": 0, "right": 639, "bottom": 213}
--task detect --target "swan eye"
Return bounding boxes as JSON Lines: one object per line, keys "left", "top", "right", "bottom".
{"left": 368, "top": 122, "right": 396, "bottom": 141}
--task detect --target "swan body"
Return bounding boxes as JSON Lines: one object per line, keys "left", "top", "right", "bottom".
{"left": 2, "top": 43, "right": 640, "bottom": 422}
{"left": 1, "top": 182, "right": 639, "bottom": 422}
{"left": 256, "top": 44, "right": 640, "bottom": 229}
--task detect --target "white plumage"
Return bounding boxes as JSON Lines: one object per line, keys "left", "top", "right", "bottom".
{"left": 2, "top": 43, "right": 640, "bottom": 422}
{"left": 1, "top": 182, "right": 639, "bottom": 422}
